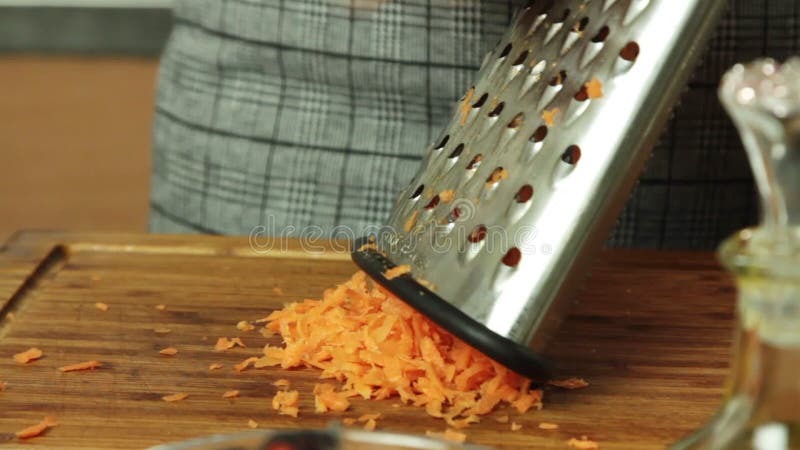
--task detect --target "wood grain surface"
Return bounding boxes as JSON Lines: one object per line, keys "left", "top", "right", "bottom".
{"left": 0, "top": 231, "right": 735, "bottom": 449}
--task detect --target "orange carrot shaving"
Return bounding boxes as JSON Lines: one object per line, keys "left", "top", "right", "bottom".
{"left": 155, "top": 304, "right": 166, "bottom": 311}
{"left": 549, "top": 378, "right": 589, "bottom": 389}
{"left": 262, "top": 271, "right": 542, "bottom": 429}
{"left": 404, "top": 210, "right": 419, "bottom": 233}
{"left": 13, "top": 348, "right": 43, "bottom": 364}
{"left": 248, "top": 419, "right": 258, "bottom": 429}
{"left": 94, "top": 302, "right": 109, "bottom": 312}
{"left": 539, "top": 422, "right": 559, "bottom": 430}
{"left": 154, "top": 328, "right": 172, "bottom": 334}
{"left": 273, "top": 287, "right": 284, "bottom": 296}
{"left": 511, "top": 422, "right": 522, "bottom": 431}
{"left": 494, "top": 415, "right": 509, "bottom": 424}
{"left": 234, "top": 357, "right": 259, "bottom": 372}
{"left": 585, "top": 78, "right": 603, "bottom": 99}
{"left": 363, "top": 419, "right": 377, "bottom": 431}
{"left": 358, "top": 413, "right": 382, "bottom": 422}
{"left": 58, "top": 360, "right": 101, "bottom": 372}
{"left": 159, "top": 347, "right": 178, "bottom": 356}
{"left": 162, "top": 393, "right": 188, "bottom": 402}
{"left": 209, "top": 363, "right": 223, "bottom": 370}
{"left": 542, "top": 108, "right": 560, "bottom": 127}
{"left": 384, "top": 265, "right": 411, "bottom": 280}
{"left": 0, "top": 380, "right": 6, "bottom": 391}
{"left": 343, "top": 418, "right": 357, "bottom": 426}
{"left": 237, "top": 321, "right": 255, "bottom": 332}
{"left": 215, "top": 337, "right": 246, "bottom": 351}
{"left": 568, "top": 437, "right": 599, "bottom": 449}
{"left": 439, "top": 190, "right": 456, "bottom": 203}
{"left": 222, "top": 390, "right": 240, "bottom": 399}
{"left": 459, "top": 87, "right": 475, "bottom": 125}
{"left": 273, "top": 379, "right": 291, "bottom": 388}
{"left": 314, "top": 383, "right": 350, "bottom": 413}
{"left": 426, "top": 429, "right": 467, "bottom": 444}
{"left": 15, "top": 416, "right": 57, "bottom": 439}
{"left": 272, "top": 390, "right": 299, "bottom": 417}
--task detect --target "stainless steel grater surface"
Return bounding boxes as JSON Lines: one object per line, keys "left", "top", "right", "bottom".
{"left": 353, "top": 0, "right": 727, "bottom": 379}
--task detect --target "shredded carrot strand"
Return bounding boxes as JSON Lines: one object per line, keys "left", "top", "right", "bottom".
{"left": 162, "top": 393, "right": 188, "bottom": 402}
{"left": 58, "top": 360, "right": 101, "bottom": 372}
{"left": 15, "top": 416, "right": 57, "bottom": 439}
{"left": 13, "top": 348, "right": 43, "bottom": 364}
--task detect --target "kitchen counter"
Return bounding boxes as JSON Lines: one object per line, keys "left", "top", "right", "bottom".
{"left": 0, "top": 231, "right": 733, "bottom": 449}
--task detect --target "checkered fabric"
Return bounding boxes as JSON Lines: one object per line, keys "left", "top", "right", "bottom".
{"left": 150, "top": 0, "right": 800, "bottom": 249}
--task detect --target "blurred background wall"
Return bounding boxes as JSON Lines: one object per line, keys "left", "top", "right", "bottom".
{"left": 0, "top": 1, "right": 172, "bottom": 242}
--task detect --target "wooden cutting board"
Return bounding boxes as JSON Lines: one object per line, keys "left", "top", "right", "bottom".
{"left": 0, "top": 231, "right": 734, "bottom": 449}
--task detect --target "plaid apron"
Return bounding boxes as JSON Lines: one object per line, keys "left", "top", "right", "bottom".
{"left": 150, "top": 0, "right": 800, "bottom": 249}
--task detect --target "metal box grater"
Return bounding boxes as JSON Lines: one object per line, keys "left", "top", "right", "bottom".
{"left": 353, "top": 0, "right": 727, "bottom": 379}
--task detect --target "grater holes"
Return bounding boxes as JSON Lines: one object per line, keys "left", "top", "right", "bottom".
{"left": 472, "top": 93, "right": 489, "bottom": 108}
{"left": 591, "top": 26, "right": 610, "bottom": 43}
{"left": 448, "top": 143, "right": 465, "bottom": 159}
{"left": 466, "top": 154, "right": 483, "bottom": 170}
{"left": 531, "top": 125, "right": 548, "bottom": 143}
{"left": 512, "top": 50, "right": 529, "bottom": 67}
{"left": 499, "top": 43, "right": 513, "bottom": 59}
{"left": 515, "top": 184, "right": 534, "bottom": 203}
{"left": 434, "top": 135, "right": 449, "bottom": 150}
{"left": 448, "top": 206, "right": 463, "bottom": 222}
{"left": 468, "top": 225, "right": 488, "bottom": 243}
{"left": 548, "top": 70, "right": 567, "bottom": 86}
{"left": 488, "top": 102, "right": 505, "bottom": 117}
{"left": 502, "top": 247, "right": 522, "bottom": 267}
{"left": 620, "top": 42, "right": 640, "bottom": 62}
{"left": 561, "top": 145, "right": 582, "bottom": 165}
{"left": 554, "top": 8, "right": 570, "bottom": 23}
{"left": 486, "top": 167, "right": 509, "bottom": 188}
{"left": 573, "top": 17, "right": 589, "bottom": 33}
{"left": 410, "top": 184, "right": 425, "bottom": 199}
{"left": 574, "top": 85, "right": 589, "bottom": 102}
{"left": 507, "top": 113, "right": 524, "bottom": 129}
{"left": 424, "top": 195, "right": 441, "bottom": 210}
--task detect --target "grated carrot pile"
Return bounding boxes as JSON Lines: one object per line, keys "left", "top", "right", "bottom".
{"left": 13, "top": 348, "right": 43, "bottom": 364}
{"left": 259, "top": 271, "right": 542, "bottom": 428}
{"left": 549, "top": 378, "right": 589, "bottom": 390}
{"left": 15, "top": 416, "right": 57, "bottom": 439}
{"left": 568, "top": 437, "right": 599, "bottom": 449}
{"left": 58, "top": 361, "right": 102, "bottom": 372}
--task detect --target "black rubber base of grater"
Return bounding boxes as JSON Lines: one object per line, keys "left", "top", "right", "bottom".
{"left": 351, "top": 237, "right": 553, "bottom": 381}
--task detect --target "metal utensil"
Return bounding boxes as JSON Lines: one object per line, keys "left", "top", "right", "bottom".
{"left": 353, "top": 0, "right": 727, "bottom": 379}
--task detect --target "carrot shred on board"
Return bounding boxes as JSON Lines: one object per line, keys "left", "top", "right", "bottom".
{"left": 426, "top": 429, "right": 467, "bottom": 444}
{"left": 162, "top": 393, "right": 188, "bottom": 402}
{"left": 159, "top": 347, "right": 178, "bottom": 356}
{"left": 539, "top": 422, "right": 559, "bottom": 430}
{"left": 568, "top": 437, "right": 599, "bottom": 449}
{"left": 247, "top": 419, "right": 258, "bottom": 429}
{"left": 15, "top": 416, "right": 57, "bottom": 439}
{"left": 0, "top": 380, "right": 6, "bottom": 391}
{"left": 343, "top": 418, "right": 357, "bottom": 426}
{"left": 215, "top": 337, "right": 246, "bottom": 351}
{"left": 542, "top": 108, "right": 560, "bottom": 127}
{"left": 357, "top": 413, "right": 381, "bottom": 422}
{"left": 234, "top": 357, "right": 259, "bottom": 373}
{"left": 237, "top": 321, "right": 255, "bottom": 332}
{"left": 585, "top": 78, "right": 604, "bottom": 99}
{"left": 262, "top": 271, "right": 544, "bottom": 428}
{"left": 58, "top": 360, "right": 101, "bottom": 372}
{"left": 13, "top": 348, "right": 43, "bottom": 364}
{"left": 511, "top": 422, "right": 523, "bottom": 431}
{"left": 154, "top": 328, "right": 172, "bottom": 334}
{"left": 383, "top": 265, "right": 411, "bottom": 280}
{"left": 272, "top": 390, "right": 300, "bottom": 417}
{"left": 494, "top": 415, "right": 509, "bottom": 424}
{"left": 222, "top": 390, "right": 240, "bottom": 399}
{"left": 155, "top": 304, "right": 166, "bottom": 311}
{"left": 273, "top": 379, "right": 291, "bottom": 388}
{"left": 273, "top": 287, "right": 284, "bottom": 296}
{"left": 363, "top": 419, "right": 377, "bottom": 431}
{"left": 94, "top": 302, "right": 109, "bottom": 312}
{"left": 549, "top": 378, "right": 589, "bottom": 390}
{"left": 209, "top": 363, "right": 223, "bottom": 370}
